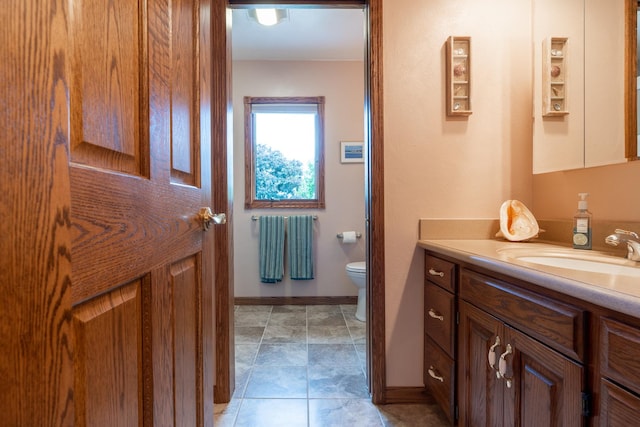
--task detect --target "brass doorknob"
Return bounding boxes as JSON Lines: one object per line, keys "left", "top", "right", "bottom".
{"left": 198, "top": 207, "right": 226, "bottom": 231}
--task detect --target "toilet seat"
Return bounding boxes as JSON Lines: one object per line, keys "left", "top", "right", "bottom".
{"left": 346, "top": 261, "right": 366, "bottom": 273}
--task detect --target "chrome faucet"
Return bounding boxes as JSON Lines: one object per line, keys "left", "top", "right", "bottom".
{"left": 605, "top": 229, "right": 640, "bottom": 262}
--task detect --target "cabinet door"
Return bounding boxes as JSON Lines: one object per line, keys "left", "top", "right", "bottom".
{"left": 503, "top": 325, "right": 584, "bottom": 427}
{"left": 599, "top": 379, "right": 640, "bottom": 426}
{"left": 458, "top": 301, "right": 504, "bottom": 427}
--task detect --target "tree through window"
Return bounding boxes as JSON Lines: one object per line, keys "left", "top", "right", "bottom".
{"left": 244, "top": 96, "right": 325, "bottom": 209}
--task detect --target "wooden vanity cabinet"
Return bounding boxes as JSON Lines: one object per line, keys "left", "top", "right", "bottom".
{"left": 457, "top": 268, "right": 585, "bottom": 426}
{"left": 423, "top": 248, "right": 640, "bottom": 424}
{"left": 424, "top": 254, "right": 457, "bottom": 423}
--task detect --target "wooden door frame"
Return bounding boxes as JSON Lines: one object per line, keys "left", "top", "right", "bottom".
{"left": 214, "top": 0, "right": 385, "bottom": 404}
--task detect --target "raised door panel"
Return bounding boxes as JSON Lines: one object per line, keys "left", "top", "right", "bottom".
{"left": 600, "top": 317, "right": 640, "bottom": 395}
{"left": 503, "top": 326, "right": 583, "bottom": 427}
{"left": 458, "top": 301, "right": 504, "bottom": 427}
{"left": 599, "top": 379, "right": 640, "bottom": 426}
{"left": 149, "top": 254, "right": 204, "bottom": 427}
{"left": 69, "top": 0, "right": 147, "bottom": 176}
{"left": 171, "top": 0, "right": 199, "bottom": 186}
{"left": 73, "top": 280, "right": 146, "bottom": 426}
{"left": 171, "top": 256, "right": 201, "bottom": 427}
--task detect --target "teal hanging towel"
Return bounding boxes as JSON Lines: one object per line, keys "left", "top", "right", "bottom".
{"left": 288, "top": 215, "right": 314, "bottom": 280}
{"left": 259, "top": 216, "right": 285, "bottom": 283}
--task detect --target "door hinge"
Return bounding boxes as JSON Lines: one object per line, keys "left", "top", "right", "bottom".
{"left": 456, "top": 311, "right": 460, "bottom": 325}
{"left": 581, "top": 391, "right": 592, "bottom": 417}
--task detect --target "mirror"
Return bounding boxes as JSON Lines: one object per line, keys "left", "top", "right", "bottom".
{"left": 533, "top": 0, "right": 630, "bottom": 173}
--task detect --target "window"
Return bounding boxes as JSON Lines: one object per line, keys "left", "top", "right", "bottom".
{"left": 244, "top": 96, "right": 325, "bottom": 209}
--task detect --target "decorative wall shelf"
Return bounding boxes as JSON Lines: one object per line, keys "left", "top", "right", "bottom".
{"left": 446, "top": 36, "right": 472, "bottom": 116}
{"left": 542, "top": 37, "right": 569, "bottom": 116}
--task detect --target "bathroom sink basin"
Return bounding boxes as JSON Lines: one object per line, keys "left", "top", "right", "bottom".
{"left": 497, "top": 247, "right": 640, "bottom": 277}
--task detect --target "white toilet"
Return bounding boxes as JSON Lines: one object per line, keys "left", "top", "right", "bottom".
{"left": 346, "top": 261, "right": 366, "bottom": 322}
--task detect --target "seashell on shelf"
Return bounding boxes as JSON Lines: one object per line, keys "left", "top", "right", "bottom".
{"left": 453, "top": 63, "right": 466, "bottom": 77}
{"left": 550, "top": 65, "right": 561, "bottom": 78}
{"left": 497, "top": 200, "right": 540, "bottom": 241}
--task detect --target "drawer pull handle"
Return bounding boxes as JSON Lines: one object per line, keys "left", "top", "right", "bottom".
{"left": 428, "top": 268, "right": 445, "bottom": 277}
{"left": 488, "top": 335, "right": 501, "bottom": 371}
{"left": 428, "top": 366, "right": 444, "bottom": 382}
{"left": 498, "top": 344, "right": 513, "bottom": 380}
{"left": 428, "top": 309, "right": 444, "bottom": 321}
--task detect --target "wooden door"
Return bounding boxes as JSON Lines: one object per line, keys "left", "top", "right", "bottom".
{"left": 503, "top": 325, "right": 583, "bottom": 427}
{"left": 458, "top": 301, "right": 504, "bottom": 427}
{"left": 68, "top": 0, "right": 215, "bottom": 425}
{"left": 2, "top": 0, "right": 75, "bottom": 425}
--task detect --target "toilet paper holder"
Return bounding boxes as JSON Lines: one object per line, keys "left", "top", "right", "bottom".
{"left": 337, "top": 232, "right": 362, "bottom": 239}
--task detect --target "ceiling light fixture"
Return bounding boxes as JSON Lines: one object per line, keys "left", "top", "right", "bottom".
{"left": 248, "top": 8, "right": 288, "bottom": 26}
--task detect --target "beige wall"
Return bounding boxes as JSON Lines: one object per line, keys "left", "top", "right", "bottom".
{"left": 532, "top": 161, "right": 640, "bottom": 222}
{"left": 232, "top": 60, "right": 366, "bottom": 298}
{"left": 383, "top": 0, "right": 533, "bottom": 386}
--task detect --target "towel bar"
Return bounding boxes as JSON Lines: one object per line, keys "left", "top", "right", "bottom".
{"left": 251, "top": 215, "right": 318, "bottom": 221}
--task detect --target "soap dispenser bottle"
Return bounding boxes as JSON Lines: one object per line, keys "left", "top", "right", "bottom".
{"left": 573, "top": 193, "right": 592, "bottom": 250}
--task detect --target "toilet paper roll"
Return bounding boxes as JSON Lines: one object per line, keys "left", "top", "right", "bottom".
{"left": 341, "top": 231, "right": 357, "bottom": 244}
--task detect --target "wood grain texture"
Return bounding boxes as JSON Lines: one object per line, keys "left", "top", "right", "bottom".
{"left": 69, "top": 168, "right": 204, "bottom": 302}
{"left": 424, "top": 337, "right": 455, "bottom": 422}
{"left": 368, "top": 0, "right": 385, "bottom": 405}
{"left": 171, "top": 0, "right": 199, "bottom": 185}
{"left": 384, "top": 387, "right": 433, "bottom": 404}
{"left": 504, "top": 325, "right": 583, "bottom": 426}
{"left": 199, "top": 0, "right": 216, "bottom": 423}
{"left": 424, "top": 282, "right": 455, "bottom": 357}
{"left": 458, "top": 301, "right": 503, "bottom": 427}
{"left": 460, "top": 268, "right": 585, "bottom": 362}
{"left": 600, "top": 317, "right": 640, "bottom": 395}
{"left": 599, "top": 379, "right": 640, "bottom": 426}
{"left": 171, "top": 256, "right": 201, "bottom": 427}
{"left": 624, "top": 0, "right": 638, "bottom": 159}
{"left": 73, "top": 282, "right": 142, "bottom": 427}
{"left": 69, "top": 0, "right": 215, "bottom": 425}
{"left": 425, "top": 254, "right": 456, "bottom": 293}
{"left": 0, "top": 0, "right": 75, "bottom": 425}
{"left": 69, "top": 0, "right": 146, "bottom": 176}
{"left": 212, "top": 0, "right": 236, "bottom": 404}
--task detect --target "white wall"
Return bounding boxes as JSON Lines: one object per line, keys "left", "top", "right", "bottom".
{"left": 232, "top": 60, "right": 366, "bottom": 298}
{"left": 383, "top": 0, "right": 534, "bottom": 386}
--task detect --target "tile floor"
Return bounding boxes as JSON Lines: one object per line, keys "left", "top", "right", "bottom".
{"left": 214, "top": 304, "right": 450, "bottom": 426}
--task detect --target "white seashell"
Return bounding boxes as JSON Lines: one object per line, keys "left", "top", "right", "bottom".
{"left": 498, "top": 200, "right": 540, "bottom": 242}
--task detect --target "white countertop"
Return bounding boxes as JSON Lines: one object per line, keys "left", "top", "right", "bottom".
{"left": 417, "top": 239, "right": 640, "bottom": 318}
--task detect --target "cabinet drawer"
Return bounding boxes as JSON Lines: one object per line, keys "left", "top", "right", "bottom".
{"left": 425, "top": 254, "right": 456, "bottom": 292}
{"left": 425, "top": 282, "right": 455, "bottom": 357}
{"left": 460, "top": 268, "right": 585, "bottom": 362}
{"left": 600, "top": 317, "right": 640, "bottom": 395}
{"left": 424, "top": 336, "right": 455, "bottom": 424}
